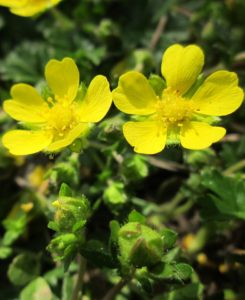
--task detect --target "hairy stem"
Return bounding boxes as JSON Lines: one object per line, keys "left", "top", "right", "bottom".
{"left": 102, "top": 278, "right": 130, "bottom": 300}
{"left": 71, "top": 255, "right": 86, "bottom": 300}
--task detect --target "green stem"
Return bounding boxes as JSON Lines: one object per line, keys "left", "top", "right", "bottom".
{"left": 158, "top": 192, "right": 185, "bottom": 213}
{"left": 172, "top": 199, "right": 193, "bottom": 217}
{"left": 71, "top": 255, "right": 86, "bottom": 300}
{"left": 102, "top": 278, "right": 130, "bottom": 300}
{"left": 223, "top": 159, "right": 245, "bottom": 176}
{"left": 149, "top": 16, "right": 167, "bottom": 50}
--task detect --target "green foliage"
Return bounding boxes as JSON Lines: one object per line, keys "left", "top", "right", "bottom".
{"left": 159, "top": 283, "right": 204, "bottom": 300}
{"left": 20, "top": 277, "right": 56, "bottom": 300}
{"left": 103, "top": 181, "right": 127, "bottom": 209}
{"left": 8, "top": 252, "right": 40, "bottom": 286}
{"left": 0, "top": 0, "right": 245, "bottom": 299}
{"left": 149, "top": 262, "right": 193, "bottom": 282}
{"left": 45, "top": 153, "right": 80, "bottom": 188}
{"left": 80, "top": 239, "right": 117, "bottom": 268}
{"left": 200, "top": 170, "right": 245, "bottom": 221}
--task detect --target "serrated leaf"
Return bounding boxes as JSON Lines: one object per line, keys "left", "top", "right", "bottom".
{"left": 161, "top": 228, "right": 177, "bottom": 249}
{"left": 149, "top": 262, "right": 193, "bottom": 282}
{"left": 200, "top": 170, "right": 245, "bottom": 221}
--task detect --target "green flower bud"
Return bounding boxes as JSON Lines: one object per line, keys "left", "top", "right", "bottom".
{"left": 47, "top": 233, "right": 83, "bottom": 261}
{"left": 52, "top": 195, "right": 90, "bottom": 233}
{"left": 118, "top": 222, "right": 164, "bottom": 268}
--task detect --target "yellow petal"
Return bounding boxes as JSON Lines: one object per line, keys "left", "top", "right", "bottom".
{"left": 78, "top": 75, "right": 112, "bottom": 123}
{"left": 3, "top": 84, "right": 48, "bottom": 123}
{"left": 47, "top": 123, "right": 88, "bottom": 152}
{"left": 45, "top": 57, "right": 79, "bottom": 103}
{"left": 10, "top": 0, "right": 61, "bottom": 17}
{"left": 192, "top": 71, "right": 244, "bottom": 116}
{"left": 161, "top": 44, "right": 204, "bottom": 95}
{"left": 180, "top": 121, "right": 226, "bottom": 150}
{"left": 123, "top": 121, "right": 167, "bottom": 154}
{"left": 113, "top": 71, "right": 157, "bottom": 115}
{"left": 2, "top": 130, "right": 52, "bottom": 155}
{"left": 0, "top": 0, "right": 26, "bottom": 7}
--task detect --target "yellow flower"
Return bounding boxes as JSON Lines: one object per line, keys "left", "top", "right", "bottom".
{"left": 113, "top": 44, "right": 244, "bottom": 154}
{"left": 2, "top": 57, "right": 112, "bottom": 155}
{"left": 0, "top": 0, "right": 61, "bottom": 17}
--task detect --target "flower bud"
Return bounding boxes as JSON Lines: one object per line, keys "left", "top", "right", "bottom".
{"left": 47, "top": 233, "right": 82, "bottom": 260}
{"left": 118, "top": 222, "right": 164, "bottom": 268}
{"left": 52, "top": 195, "right": 90, "bottom": 233}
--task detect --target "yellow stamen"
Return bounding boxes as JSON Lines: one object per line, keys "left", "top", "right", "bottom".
{"left": 154, "top": 88, "right": 194, "bottom": 126}
{"left": 45, "top": 102, "right": 78, "bottom": 137}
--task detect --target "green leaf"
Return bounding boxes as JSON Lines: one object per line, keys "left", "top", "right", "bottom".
{"left": 148, "top": 74, "right": 166, "bottom": 96}
{"left": 8, "top": 253, "right": 41, "bottom": 286}
{"left": 75, "top": 82, "right": 87, "bottom": 103}
{"left": 159, "top": 283, "right": 204, "bottom": 300}
{"left": 59, "top": 183, "right": 73, "bottom": 197}
{"left": 80, "top": 240, "right": 117, "bottom": 268}
{"left": 103, "top": 181, "right": 127, "bottom": 208}
{"left": 162, "top": 247, "right": 181, "bottom": 263}
{"left": 44, "top": 266, "right": 65, "bottom": 287}
{"left": 183, "top": 74, "right": 204, "bottom": 98}
{"left": 20, "top": 277, "right": 56, "bottom": 300}
{"left": 69, "top": 139, "right": 84, "bottom": 153}
{"left": 137, "top": 276, "right": 153, "bottom": 294}
{"left": 128, "top": 210, "right": 146, "bottom": 224}
{"left": 0, "top": 246, "right": 12, "bottom": 259}
{"left": 109, "top": 220, "right": 121, "bottom": 243}
{"left": 174, "top": 263, "right": 193, "bottom": 281}
{"left": 161, "top": 229, "right": 178, "bottom": 249}
{"left": 121, "top": 154, "right": 149, "bottom": 181}
{"left": 0, "top": 42, "right": 51, "bottom": 83}
{"left": 2, "top": 214, "right": 28, "bottom": 246}
{"left": 200, "top": 170, "right": 245, "bottom": 221}
{"left": 150, "top": 262, "right": 193, "bottom": 282}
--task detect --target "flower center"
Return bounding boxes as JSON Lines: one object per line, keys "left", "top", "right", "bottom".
{"left": 155, "top": 88, "right": 194, "bottom": 126}
{"left": 46, "top": 103, "right": 78, "bottom": 137}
